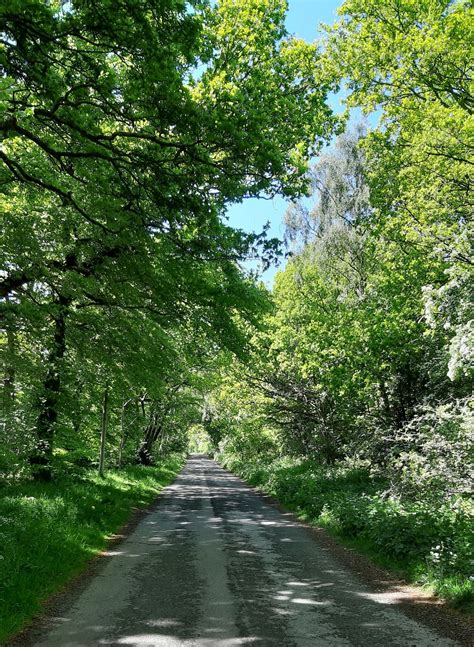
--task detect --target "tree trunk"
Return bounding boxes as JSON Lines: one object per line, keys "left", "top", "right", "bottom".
{"left": 2, "top": 310, "right": 16, "bottom": 429}
{"left": 118, "top": 397, "right": 135, "bottom": 468}
{"left": 30, "top": 295, "right": 68, "bottom": 481}
{"left": 118, "top": 402, "right": 126, "bottom": 469}
{"left": 137, "top": 415, "right": 163, "bottom": 465}
{"left": 137, "top": 386, "right": 181, "bottom": 465}
{"left": 99, "top": 385, "right": 109, "bottom": 477}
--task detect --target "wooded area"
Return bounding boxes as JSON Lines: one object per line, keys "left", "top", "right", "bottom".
{"left": 1, "top": 0, "right": 473, "bottom": 638}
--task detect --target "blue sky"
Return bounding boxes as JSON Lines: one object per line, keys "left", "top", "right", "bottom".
{"left": 224, "top": 0, "right": 346, "bottom": 286}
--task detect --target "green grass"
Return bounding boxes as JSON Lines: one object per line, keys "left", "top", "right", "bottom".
{"left": 0, "top": 454, "right": 185, "bottom": 643}
{"left": 220, "top": 454, "right": 474, "bottom": 614}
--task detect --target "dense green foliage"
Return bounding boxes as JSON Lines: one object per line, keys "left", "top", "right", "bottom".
{"left": 0, "top": 453, "right": 185, "bottom": 642}
{"left": 0, "top": 0, "right": 472, "bottom": 632}
{"left": 202, "top": 0, "right": 473, "bottom": 610}
{"left": 0, "top": 0, "right": 336, "bottom": 479}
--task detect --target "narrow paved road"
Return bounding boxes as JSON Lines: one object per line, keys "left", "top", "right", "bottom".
{"left": 36, "top": 456, "right": 459, "bottom": 646}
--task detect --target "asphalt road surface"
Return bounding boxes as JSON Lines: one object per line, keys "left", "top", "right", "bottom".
{"left": 35, "top": 456, "right": 460, "bottom": 646}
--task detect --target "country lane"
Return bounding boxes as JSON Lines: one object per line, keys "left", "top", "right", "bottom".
{"left": 33, "top": 455, "right": 462, "bottom": 647}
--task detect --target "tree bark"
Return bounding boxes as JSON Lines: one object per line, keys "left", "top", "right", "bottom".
{"left": 118, "top": 401, "right": 126, "bottom": 469}
{"left": 118, "top": 396, "right": 136, "bottom": 468}
{"left": 99, "top": 385, "right": 109, "bottom": 478}
{"left": 30, "top": 295, "right": 69, "bottom": 480}
{"left": 137, "top": 416, "right": 163, "bottom": 465}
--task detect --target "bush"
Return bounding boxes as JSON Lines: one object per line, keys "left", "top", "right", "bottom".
{"left": 385, "top": 398, "right": 473, "bottom": 499}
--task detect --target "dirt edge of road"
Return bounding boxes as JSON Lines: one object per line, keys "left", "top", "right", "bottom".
{"left": 218, "top": 462, "right": 473, "bottom": 646}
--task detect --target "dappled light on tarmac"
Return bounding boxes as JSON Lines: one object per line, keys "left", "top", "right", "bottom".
{"left": 35, "top": 456, "right": 457, "bottom": 647}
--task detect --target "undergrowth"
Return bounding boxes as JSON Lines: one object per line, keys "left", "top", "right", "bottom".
{"left": 0, "top": 454, "right": 185, "bottom": 643}
{"left": 219, "top": 453, "right": 474, "bottom": 614}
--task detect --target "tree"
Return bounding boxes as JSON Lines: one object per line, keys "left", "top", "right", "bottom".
{"left": 324, "top": 0, "right": 472, "bottom": 245}
{"left": 324, "top": 0, "right": 473, "bottom": 390}
{"left": 207, "top": 127, "right": 448, "bottom": 465}
{"left": 285, "top": 123, "right": 371, "bottom": 248}
{"left": 209, "top": 1, "right": 472, "bottom": 476}
{"left": 1, "top": 0, "right": 337, "bottom": 478}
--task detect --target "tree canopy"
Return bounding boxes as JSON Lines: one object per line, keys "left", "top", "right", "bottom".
{"left": 1, "top": 0, "right": 338, "bottom": 479}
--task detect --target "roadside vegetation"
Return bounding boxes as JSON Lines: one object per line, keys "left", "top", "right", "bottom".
{"left": 198, "top": 0, "right": 473, "bottom": 615}
{"left": 0, "top": 454, "right": 184, "bottom": 643}
{"left": 219, "top": 453, "right": 473, "bottom": 612}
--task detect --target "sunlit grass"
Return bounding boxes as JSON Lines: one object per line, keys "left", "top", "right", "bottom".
{"left": 0, "top": 455, "right": 185, "bottom": 643}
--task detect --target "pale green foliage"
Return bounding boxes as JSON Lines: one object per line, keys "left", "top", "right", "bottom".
{"left": 325, "top": 0, "right": 474, "bottom": 397}
{"left": 187, "top": 424, "right": 213, "bottom": 454}
{"left": 325, "top": 0, "right": 472, "bottom": 207}
{"left": 195, "top": 0, "right": 339, "bottom": 199}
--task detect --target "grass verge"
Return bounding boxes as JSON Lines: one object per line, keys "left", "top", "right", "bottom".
{"left": 0, "top": 454, "right": 185, "bottom": 643}
{"left": 219, "top": 454, "right": 473, "bottom": 614}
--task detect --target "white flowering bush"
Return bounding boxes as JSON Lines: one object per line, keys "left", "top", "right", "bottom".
{"left": 387, "top": 398, "right": 473, "bottom": 498}
{"left": 448, "top": 321, "right": 474, "bottom": 381}
{"left": 423, "top": 264, "right": 474, "bottom": 384}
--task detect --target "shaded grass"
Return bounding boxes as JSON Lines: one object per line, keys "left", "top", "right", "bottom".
{"left": 220, "top": 454, "right": 474, "bottom": 614}
{"left": 0, "top": 454, "right": 185, "bottom": 643}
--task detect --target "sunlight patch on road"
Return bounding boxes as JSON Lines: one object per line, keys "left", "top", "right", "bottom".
{"left": 115, "top": 635, "right": 260, "bottom": 645}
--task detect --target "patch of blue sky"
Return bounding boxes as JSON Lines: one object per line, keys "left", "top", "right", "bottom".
{"left": 224, "top": 0, "right": 379, "bottom": 288}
